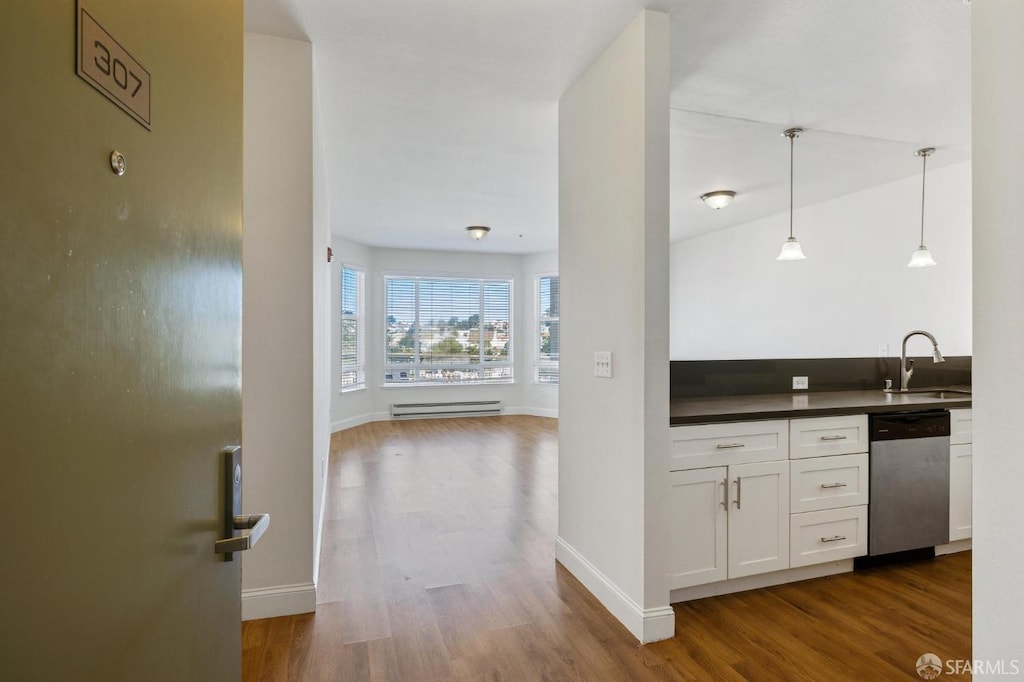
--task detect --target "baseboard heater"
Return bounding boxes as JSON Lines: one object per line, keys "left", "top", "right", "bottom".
{"left": 390, "top": 400, "right": 502, "bottom": 419}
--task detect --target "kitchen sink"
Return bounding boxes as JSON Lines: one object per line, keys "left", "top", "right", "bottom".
{"left": 907, "top": 389, "right": 972, "bottom": 400}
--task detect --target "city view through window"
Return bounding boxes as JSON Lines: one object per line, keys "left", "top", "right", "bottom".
{"left": 385, "top": 276, "right": 513, "bottom": 385}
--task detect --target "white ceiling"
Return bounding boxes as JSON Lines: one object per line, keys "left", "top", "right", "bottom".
{"left": 244, "top": 0, "right": 972, "bottom": 253}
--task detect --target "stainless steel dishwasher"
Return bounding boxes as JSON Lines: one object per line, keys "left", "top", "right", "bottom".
{"left": 868, "top": 410, "right": 950, "bottom": 556}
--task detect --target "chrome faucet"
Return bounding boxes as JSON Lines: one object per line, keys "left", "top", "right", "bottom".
{"left": 900, "top": 330, "right": 945, "bottom": 392}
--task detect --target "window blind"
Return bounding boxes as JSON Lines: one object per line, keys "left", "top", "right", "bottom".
{"left": 341, "top": 267, "right": 366, "bottom": 391}
{"left": 536, "top": 275, "right": 559, "bottom": 384}
{"left": 385, "top": 275, "right": 513, "bottom": 385}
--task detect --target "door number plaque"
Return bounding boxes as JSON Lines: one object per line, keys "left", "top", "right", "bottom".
{"left": 76, "top": 2, "right": 151, "bottom": 130}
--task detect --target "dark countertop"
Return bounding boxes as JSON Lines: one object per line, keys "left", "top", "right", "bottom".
{"left": 670, "top": 388, "right": 972, "bottom": 425}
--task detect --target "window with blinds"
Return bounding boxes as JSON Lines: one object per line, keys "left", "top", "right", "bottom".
{"left": 536, "top": 275, "right": 559, "bottom": 384}
{"left": 341, "top": 266, "right": 366, "bottom": 391}
{"left": 384, "top": 275, "right": 513, "bottom": 385}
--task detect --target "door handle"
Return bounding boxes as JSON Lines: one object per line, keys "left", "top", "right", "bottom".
{"left": 820, "top": 435, "right": 848, "bottom": 441}
{"left": 733, "top": 477, "right": 742, "bottom": 509}
{"left": 216, "top": 446, "right": 270, "bottom": 560}
{"left": 820, "top": 482, "right": 848, "bottom": 489}
{"left": 215, "top": 514, "right": 270, "bottom": 554}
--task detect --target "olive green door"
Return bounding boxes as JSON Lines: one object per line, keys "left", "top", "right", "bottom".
{"left": 0, "top": 2, "right": 244, "bottom": 680}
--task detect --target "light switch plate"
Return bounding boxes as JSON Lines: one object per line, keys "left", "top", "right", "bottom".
{"left": 792, "top": 376, "right": 809, "bottom": 390}
{"left": 594, "top": 351, "right": 612, "bottom": 378}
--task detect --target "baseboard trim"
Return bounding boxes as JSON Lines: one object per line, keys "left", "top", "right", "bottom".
{"left": 331, "top": 411, "right": 389, "bottom": 433}
{"left": 936, "top": 538, "right": 972, "bottom": 555}
{"left": 504, "top": 406, "right": 559, "bottom": 419}
{"left": 555, "top": 536, "right": 674, "bottom": 643}
{"left": 313, "top": 459, "right": 329, "bottom": 589}
{"left": 670, "top": 560, "right": 853, "bottom": 604}
{"left": 241, "top": 582, "right": 317, "bottom": 621}
{"left": 331, "top": 409, "right": 557, "bottom": 433}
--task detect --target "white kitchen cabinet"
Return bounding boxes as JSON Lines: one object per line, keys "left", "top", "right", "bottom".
{"left": 669, "top": 459, "right": 789, "bottom": 589}
{"left": 790, "top": 505, "right": 868, "bottom": 568}
{"left": 668, "top": 467, "right": 727, "bottom": 589}
{"left": 948, "top": 408, "right": 972, "bottom": 542}
{"left": 728, "top": 460, "right": 791, "bottom": 579}
{"left": 950, "top": 443, "right": 973, "bottom": 541}
{"left": 789, "top": 414, "right": 869, "bottom": 459}
{"left": 670, "top": 420, "right": 789, "bottom": 470}
{"left": 790, "top": 453, "right": 869, "bottom": 513}
{"left": 950, "top": 408, "right": 973, "bottom": 446}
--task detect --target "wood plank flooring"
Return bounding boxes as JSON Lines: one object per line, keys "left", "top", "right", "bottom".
{"left": 242, "top": 416, "right": 972, "bottom": 681}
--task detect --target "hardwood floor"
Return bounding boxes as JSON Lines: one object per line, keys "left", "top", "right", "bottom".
{"left": 242, "top": 416, "right": 972, "bottom": 681}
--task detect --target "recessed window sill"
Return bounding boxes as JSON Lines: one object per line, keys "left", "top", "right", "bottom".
{"left": 340, "top": 386, "right": 367, "bottom": 394}
{"left": 379, "top": 381, "right": 516, "bottom": 389}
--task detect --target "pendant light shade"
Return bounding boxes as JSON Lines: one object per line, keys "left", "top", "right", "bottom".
{"left": 907, "top": 147, "right": 937, "bottom": 268}
{"left": 778, "top": 237, "right": 806, "bottom": 261}
{"left": 908, "top": 246, "right": 937, "bottom": 268}
{"left": 778, "top": 128, "right": 806, "bottom": 261}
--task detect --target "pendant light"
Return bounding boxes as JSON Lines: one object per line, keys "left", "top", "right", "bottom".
{"left": 778, "top": 128, "right": 807, "bottom": 261}
{"left": 907, "top": 147, "right": 937, "bottom": 268}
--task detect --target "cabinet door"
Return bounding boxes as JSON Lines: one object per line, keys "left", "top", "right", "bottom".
{"left": 668, "top": 467, "right": 728, "bottom": 589}
{"left": 950, "top": 443, "right": 973, "bottom": 541}
{"left": 728, "top": 460, "right": 790, "bottom": 579}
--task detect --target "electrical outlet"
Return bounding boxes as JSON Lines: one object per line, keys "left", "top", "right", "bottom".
{"left": 594, "top": 351, "right": 613, "bottom": 378}
{"left": 792, "top": 376, "right": 809, "bottom": 390}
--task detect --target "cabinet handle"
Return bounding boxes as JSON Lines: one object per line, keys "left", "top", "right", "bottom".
{"left": 820, "top": 535, "right": 847, "bottom": 543}
{"left": 721, "top": 479, "right": 728, "bottom": 509}
{"left": 820, "top": 482, "right": 848, "bottom": 489}
{"left": 733, "top": 477, "right": 741, "bottom": 509}
{"left": 716, "top": 443, "right": 746, "bottom": 449}
{"left": 820, "top": 435, "right": 848, "bottom": 441}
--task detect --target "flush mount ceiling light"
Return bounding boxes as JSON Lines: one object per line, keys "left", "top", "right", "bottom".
{"left": 700, "top": 190, "right": 736, "bottom": 210}
{"left": 465, "top": 225, "right": 491, "bottom": 240}
{"left": 907, "top": 147, "right": 938, "bottom": 268}
{"left": 778, "top": 128, "right": 807, "bottom": 261}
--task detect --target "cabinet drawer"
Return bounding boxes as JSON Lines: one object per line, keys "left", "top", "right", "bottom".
{"left": 790, "top": 506, "right": 867, "bottom": 568}
{"left": 950, "top": 408, "right": 972, "bottom": 445}
{"left": 790, "top": 453, "right": 869, "bottom": 513}
{"left": 789, "top": 415, "right": 868, "bottom": 459}
{"left": 670, "top": 420, "right": 789, "bottom": 470}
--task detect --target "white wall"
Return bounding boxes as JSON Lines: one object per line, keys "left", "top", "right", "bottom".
{"left": 670, "top": 161, "right": 973, "bottom": 360}
{"left": 328, "top": 242, "right": 559, "bottom": 429}
{"left": 242, "top": 33, "right": 320, "bottom": 620}
{"left": 311, "top": 48, "right": 332, "bottom": 590}
{"left": 972, "top": 0, "right": 1024, "bottom": 666}
{"left": 330, "top": 236, "right": 375, "bottom": 430}
{"left": 557, "top": 10, "right": 673, "bottom": 643}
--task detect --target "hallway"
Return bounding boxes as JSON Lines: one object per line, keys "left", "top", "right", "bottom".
{"left": 242, "top": 416, "right": 970, "bottom": 680}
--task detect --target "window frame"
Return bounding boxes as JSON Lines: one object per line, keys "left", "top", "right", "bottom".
{"left": 535, "top": 273, "right": 559, "bottom": 385}
{"left": 340, "top": 264, "right": 366, "bottom": 393}
{"left": 382, "top": 273, "right": 514, "bottom": 387}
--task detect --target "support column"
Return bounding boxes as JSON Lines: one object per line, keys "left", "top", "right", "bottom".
{"left": 972, "top": 0, "right": 1024, "bottom": 664}
{"left": 557, "top": 9, "right": 672, "bottom": 643}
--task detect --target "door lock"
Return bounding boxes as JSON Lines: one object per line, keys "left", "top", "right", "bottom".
{"left": 215, "top": 446, "right": 270, "bottom": 560}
